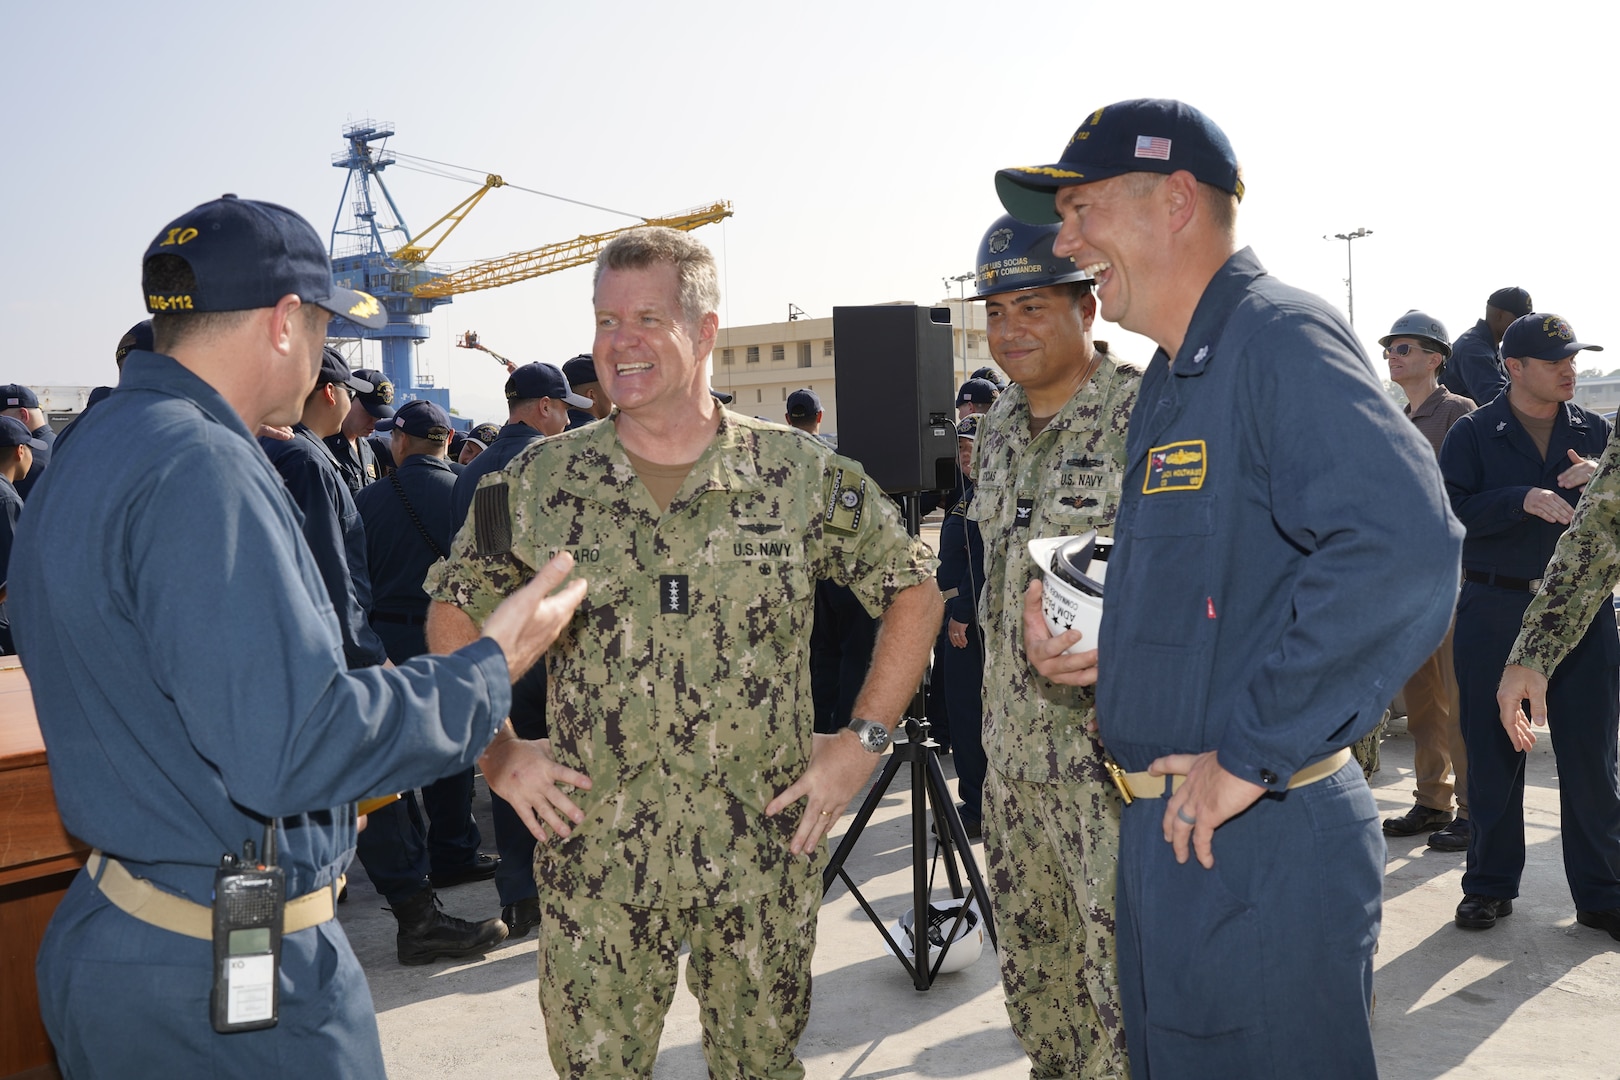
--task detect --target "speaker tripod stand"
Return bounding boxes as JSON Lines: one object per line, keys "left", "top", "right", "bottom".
{"left": 822, "top": 715, "right": 997, "bottom": 989}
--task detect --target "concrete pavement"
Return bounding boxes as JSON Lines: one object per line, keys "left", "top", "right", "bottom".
{"left": 344, "top": 712, "right": 1620, "bottom": 1079}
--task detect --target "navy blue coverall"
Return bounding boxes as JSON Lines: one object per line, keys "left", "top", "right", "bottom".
{"left": 355, "top": 452, "right": 486, "bottom": 889}
{"left": 451, "top": 420, "right": 548, "bottom": 907}
{"left": 936, "top": 480, "right": 987, "bottom": 827}
{"left": 0, "top": 473, "right": 22, "bottom": 653}
{"left": 323, "top": 429, "right": 380, "bottom": 496}
{"left": 1439, "top": 394, "right": 1620, "bottom": 910}
{"left": 1442, "top": 318, "right": 1507, "bottom": 406}
{"left": 14, "top": 420, "right": 53, "bottom": 499}
{"left": 260, "top": 423, "right": 461, "bottom": 910}
{"left": 1095, "top": 250, "right": 1463, "bottom": 1079}
{"left": 259, "top": 424, "right": 388, "bottom": 670}
{"left": 809, "top": 582, "right": 878, "bottom": 736}
{"left": 10, "top": 352, "right": 511, "bottom": 1078}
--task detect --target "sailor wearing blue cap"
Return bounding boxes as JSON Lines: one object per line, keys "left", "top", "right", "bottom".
{"left": 0, "top": 414, "right": 45, "bottom": 653}
{"left": 259, "top": 347, "right": 386, "bottom": 670}
{"left": 446, "top": 362, "right": 587, "bottom": 936}
{"left": 1441, "top": 287, "right": 1535, "bottom": 405}
{"left": 356, "top": 397, "right": 504, "bottom": 900}
{"left": 1440, "top": 313, "right": 1620, "bottom": 936}
{"left": 561, "top": 353, "right": 611, "bottom": 429}
{"left": 0, "top": 383, "right": 54, "bottom": 499}
{"left": 358, "top": 400, "right": 461, "bottom": 659}
{"left": 10, "top": 194, "right": 585, "bottom": 1077}
{"left": 1010, "top": 101, "right": 1462, "bottom": 1079}
{"left": 325, "top": 366, "right": 396, "bottom": 494}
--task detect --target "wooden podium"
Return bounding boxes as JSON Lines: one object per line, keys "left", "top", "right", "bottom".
{"left": 0, "top": 660, "right": 85, "bottom": 1079}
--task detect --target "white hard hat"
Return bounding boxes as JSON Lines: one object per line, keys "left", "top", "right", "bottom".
{"left": 1028, "top": 531, "right": 1106, "bottom": 656}
{"left": 885, "top": 899, "right": 985, "bottom": 974}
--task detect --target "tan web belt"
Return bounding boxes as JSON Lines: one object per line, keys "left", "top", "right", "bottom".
{"left": 87, "top": 851, "right": 344, "bottom": 940}
{"left": 1104, "top": 747, "right": 1352, "bottom": 805}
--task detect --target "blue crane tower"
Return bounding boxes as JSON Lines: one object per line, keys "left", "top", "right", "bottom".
{"left": 325, "top": 120, "right": 454, "bottom": 412}
{"left": 320, "top": 119, "right": 731, "bottom": 417}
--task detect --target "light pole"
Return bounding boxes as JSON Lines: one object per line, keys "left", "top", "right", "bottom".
{"left": 1325, "top": 228, "right": 1372, "bottom": 327}
{"left": 944, "top": 273, "right": 974, "bottom": 385}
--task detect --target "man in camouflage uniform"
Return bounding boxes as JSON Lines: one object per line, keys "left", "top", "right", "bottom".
{"left": 1495, "top": 342, "right": 1620, "bottom": 943}
{"left": 425, "top": 227, "right": 940, "bottom": 1079}
{"left": 966, "top": 213, "right": 1138, "bottom": 1079}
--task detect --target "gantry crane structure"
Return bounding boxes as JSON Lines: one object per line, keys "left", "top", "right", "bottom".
{"left": 325, "top": 120, "right": 731, "bottom": 410}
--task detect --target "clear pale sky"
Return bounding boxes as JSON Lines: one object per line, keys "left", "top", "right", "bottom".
{"left": 4, "top": 0, "right": 1613, "bottom": 424}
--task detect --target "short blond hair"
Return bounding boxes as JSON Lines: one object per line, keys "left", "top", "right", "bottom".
{"left": 595, "top": 227, "right": 720, "bottom": 328}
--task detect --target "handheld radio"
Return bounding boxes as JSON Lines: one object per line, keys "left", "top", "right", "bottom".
{"left": 210, "top": 825, "right": 285, "bottom": 1033}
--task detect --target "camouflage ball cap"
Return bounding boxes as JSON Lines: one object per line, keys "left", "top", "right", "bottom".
{"left": 996, "top": 99, "right": 1243, "bottom": 225}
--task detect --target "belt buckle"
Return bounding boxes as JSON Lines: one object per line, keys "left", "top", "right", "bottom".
{"left": 1104, "top": 759, "right": 1134, "bottom": 805}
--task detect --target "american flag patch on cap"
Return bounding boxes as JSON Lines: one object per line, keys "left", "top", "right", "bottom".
{"left": 1135, "top": 136, "right": 1172, "bottom": 160}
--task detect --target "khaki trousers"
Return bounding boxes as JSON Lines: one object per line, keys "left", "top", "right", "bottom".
{"left": 1402, "top": 625, "right": 1467, "bottom": 815}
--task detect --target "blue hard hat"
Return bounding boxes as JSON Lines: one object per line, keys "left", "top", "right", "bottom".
{"left": 972, "top": 215, "right": 1092, "bottom": 300}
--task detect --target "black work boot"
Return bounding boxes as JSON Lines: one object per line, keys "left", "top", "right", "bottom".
{"left": 1382, "top": 802, "right": 1453, "bottom": 837}
{"left": 390, "top": 887, "right": 509, "bottom": 966}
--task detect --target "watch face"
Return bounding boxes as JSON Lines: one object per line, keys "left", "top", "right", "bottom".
{"left": 849, "top": 718, "right": 889, "bottom": 751}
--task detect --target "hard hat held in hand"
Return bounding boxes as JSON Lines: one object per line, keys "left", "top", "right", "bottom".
{"left": 1028, "top": 531, "right": 1107, "bottom": 656}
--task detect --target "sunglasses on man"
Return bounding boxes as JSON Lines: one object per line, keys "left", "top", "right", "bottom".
{"left": 1384, "top": 343, "right": 1439, "bottom": 358}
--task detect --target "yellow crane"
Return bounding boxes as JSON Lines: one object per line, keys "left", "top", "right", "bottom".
{"left": 327, "top": 121, "right": 731, "bottom": 403}
{"left": 391, "top": 176, "right": 732, "bottom": 299}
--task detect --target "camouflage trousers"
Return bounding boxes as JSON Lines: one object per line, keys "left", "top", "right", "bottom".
{"left": 984, "top": 768, "right": 1129, "bottom": 1080}
{"left": 535, "top": 876, "right": 818, "bottom": 1080}
{"left": 1351, "top": 710, "right": 1389, "bottom": 779}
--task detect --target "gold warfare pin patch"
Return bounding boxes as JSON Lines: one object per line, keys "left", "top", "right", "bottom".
{"left": 1144, "top": 440, "right": 1207, "bottom": 494}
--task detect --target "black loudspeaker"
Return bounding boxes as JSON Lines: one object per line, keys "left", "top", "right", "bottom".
{"left": 832, "top": 305, "right": 957, "bottom": 493}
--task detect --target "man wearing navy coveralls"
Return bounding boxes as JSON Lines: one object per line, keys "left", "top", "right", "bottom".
{"left": 1438, "top": 313, "right": 1617, "bottom": 933}
{"left": 1001, "top": 100, "right": 1463, "bottom": 1078}
{"left": 8, "top": 194, "right": 587, "bottom": 1078}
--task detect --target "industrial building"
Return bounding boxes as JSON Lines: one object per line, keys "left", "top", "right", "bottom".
{"left": 710, "top": 300, "right": 993, "bottom": 435}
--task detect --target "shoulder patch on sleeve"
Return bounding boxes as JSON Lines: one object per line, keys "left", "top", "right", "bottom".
{"left": 473, "top": 483, "right": 513, "bottom": 555}
{"left": 824, "top": 468, "right": 867, "bottom": 536}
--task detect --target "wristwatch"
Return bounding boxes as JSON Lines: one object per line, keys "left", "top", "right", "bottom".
{"left": 845, "top": 717, "right": 892, "bottom": 753}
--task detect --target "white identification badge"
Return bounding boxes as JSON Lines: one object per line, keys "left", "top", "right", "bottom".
{"left": 226, "top": 953, "right": 275, "bottom": 1025}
